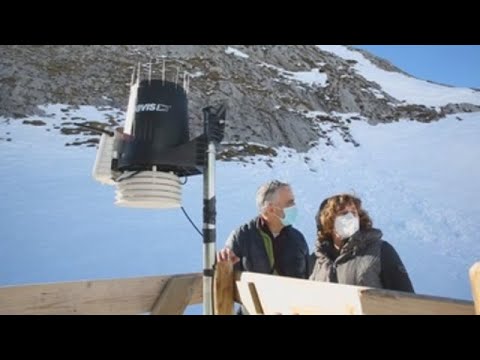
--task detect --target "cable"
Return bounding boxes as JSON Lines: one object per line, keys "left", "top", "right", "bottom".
{"left": 115, "top": 170, "right": 141, "bottom": 182}
{"left": 179, "top": 173, "right": 188, "bottom": 185}
{"left": 181, "top": 206, "right": 203, "bottom": 237}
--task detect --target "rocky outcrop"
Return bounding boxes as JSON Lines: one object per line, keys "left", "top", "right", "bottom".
{"left": 1, "top": 45, "right": 479, "bottom": 152}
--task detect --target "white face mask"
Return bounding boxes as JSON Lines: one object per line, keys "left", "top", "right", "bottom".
{"left": 334, "top": 212, "right": 360, "bottom": 239}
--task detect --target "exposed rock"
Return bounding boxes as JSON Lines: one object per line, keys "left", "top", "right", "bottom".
{"left": 22, "top": 120, "right": 46, "bottom": 126}
{"left": 1, "top": 45, "right": 479, "bottom": 154}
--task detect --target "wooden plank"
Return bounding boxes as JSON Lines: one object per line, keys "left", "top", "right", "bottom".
{"left": 359, "top": 289, "right": 474, "bottom": 315}
{"left": 151, "top": 275, "right": 202, "bottom": 315}
{"left": 235, "top": 272, "right": 475, "bottom": 315}
{"left": 236, "top": 272, "right": 364, "bottom": 315}
{"left": 470, "top": 262, "right": 480, "bottom": 315}
{"left": 0, "top": 273, "right": 202, "bottom": 315}
{"left": 214, "top": 261, "right": 234, "bottom": 315}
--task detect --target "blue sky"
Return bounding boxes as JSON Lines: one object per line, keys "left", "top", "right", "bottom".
{"left": 355, "top": 45, "right": 480, "bottom": 89}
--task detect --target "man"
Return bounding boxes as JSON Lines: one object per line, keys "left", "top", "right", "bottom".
{"left": 217, "top": 180, "right": 310, "bottom": 279}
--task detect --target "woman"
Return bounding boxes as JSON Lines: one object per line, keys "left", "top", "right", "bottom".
{"left": 309, "top": 194, "right": 414, "bottom": 292}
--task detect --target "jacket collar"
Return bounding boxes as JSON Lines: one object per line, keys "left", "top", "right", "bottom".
{"left": 256, "top": 216, "right": 291, "bottom": 238}
{"left": 315, "top": 228, "right": 383, "bottom": 262}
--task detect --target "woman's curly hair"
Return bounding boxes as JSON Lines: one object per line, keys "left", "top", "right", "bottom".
{"left": 316, "top": 194, "right": 373, "bottom": 243}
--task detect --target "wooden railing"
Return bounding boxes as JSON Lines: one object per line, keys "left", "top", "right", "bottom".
{"left": 0, "top": 273, "right": 202, "bottom": 315}
{"left": 0, "top": 262, "right": 479, "bottom": 315}
{"left": 214, "top": 261, "right": 480, "bottom": 315}
{"left": 230, "top": 272, "right": 475, "bottom": 315}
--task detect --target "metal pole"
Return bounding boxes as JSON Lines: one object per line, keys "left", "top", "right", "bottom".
{"left": 203, "top": 108, "right": 216, "bottom": 315}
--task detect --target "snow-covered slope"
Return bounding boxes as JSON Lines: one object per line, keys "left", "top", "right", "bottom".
{"left": 318, "top": 45, "right": 480, "bottom": 107}
{"left": 1, "top": 110, "right": 479, "bottom": 310}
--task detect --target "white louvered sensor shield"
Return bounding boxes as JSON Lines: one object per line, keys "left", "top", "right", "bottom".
{"left": 92, "top": 133, "right": 115, "bottom": 185}
{"left": 115, "top": 171, "right": 182, "bottom": 208}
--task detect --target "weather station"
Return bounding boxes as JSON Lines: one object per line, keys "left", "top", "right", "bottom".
{"left": 85, "top": 62, "right": 226, "bottom": 315}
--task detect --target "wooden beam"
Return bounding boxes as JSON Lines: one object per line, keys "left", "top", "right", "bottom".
{"left": 234, "top": 271, "right": 242, "bottom": 303}
{"left": 359, "top": 289, "right": 474, "bottom": 315}
{"left": 214, "top": 261, "right": 234, "bottom": 315}
{"left": 470, "top": 262, "right": 480, "bottom": 315}
{"left": 151, "top": 275, "right": 202, "bottom": 315}
{"left": 247, "top": 282, "right": 264, "bottom": 315}
{"left": 0, "top": 273, "right": 202, "bottom": 315}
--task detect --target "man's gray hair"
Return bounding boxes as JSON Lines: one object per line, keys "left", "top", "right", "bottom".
{"left": 256, "top": 180, "right": 290, "bottom": 213}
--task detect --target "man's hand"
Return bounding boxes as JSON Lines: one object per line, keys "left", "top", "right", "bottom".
{"left": 217, "top": 248, "right": 240, "bottom": 264}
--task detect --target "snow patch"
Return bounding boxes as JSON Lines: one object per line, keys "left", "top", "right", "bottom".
{"left": 225, "top": 47, "right": 249, "bottom": 59}
{"left": 260, "top": 61, "right": 328, "bottom": 87}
